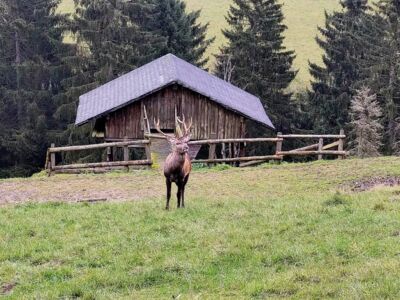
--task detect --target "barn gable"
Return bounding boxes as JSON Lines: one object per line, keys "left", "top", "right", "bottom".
{"left": 75, "top": 54, "right": 274, "bottom": 129}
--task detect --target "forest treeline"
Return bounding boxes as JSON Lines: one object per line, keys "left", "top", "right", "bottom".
{"left": 0, "top": 0, "right": 399, "bottom": 178}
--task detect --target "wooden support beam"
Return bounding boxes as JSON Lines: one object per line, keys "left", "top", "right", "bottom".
{"left": 193, "top": 155, "right": 282, "bottom": 164}
{"left": 322, "top": 141, "right": 340, "bottom": 150}
{"left": 277, "top": 150, "right": 348, "bottom": 156}
{"left": 53, "top": 160, "right": 152, "bottom": 170}
{"left": 239, "top": 160, "right": 268, "bottom": 167}
{"left": 289, "top": 143, "right": 318, "bottom": 152}
{"left": 143, "top": 105, "right": 151, "bottom": 134}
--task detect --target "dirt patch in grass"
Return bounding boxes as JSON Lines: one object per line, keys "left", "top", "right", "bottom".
{"left": 350, "top": 176, "right": 400, "bottom": 192}
{"left": 1, "top": 282, "right": 17, "bottom": 295}
{"left": 0, "top": 173, "right": 163, "bottom": 205}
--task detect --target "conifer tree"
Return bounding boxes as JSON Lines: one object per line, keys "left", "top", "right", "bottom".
{"left": 349, "top": 87, "right": 383, "bottom": 157}
{"left": 148, "top": 0, "right": 214, "bottom": 68}
{"left": 215, "top": 0, "right": 296, "bottom": 133}
{"left": 0, "top": 0, "right": 73, "bottom": 177}
{"left": 358, "top": 0, "right": 400, "bottom": 154}
{"left": 309, "top": 0, "right": 370, "bottom": 133}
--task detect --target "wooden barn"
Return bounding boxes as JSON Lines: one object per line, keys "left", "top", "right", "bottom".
{"left": 75, "top": 54, "right": 274, "bottom": 161}
{"left": 46, "top": 54, "right": 347, "bottom": 173}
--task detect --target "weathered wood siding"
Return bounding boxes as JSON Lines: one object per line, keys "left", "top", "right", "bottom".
{"left": 105, "top": 101, "right": 142, "bottom": 139}
{"left": 105, "top": 85, "right": 246, "bottom": 140}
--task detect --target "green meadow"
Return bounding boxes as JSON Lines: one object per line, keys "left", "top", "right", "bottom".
{"left": 1, "top": 157, "right": 400, "bottom": 298}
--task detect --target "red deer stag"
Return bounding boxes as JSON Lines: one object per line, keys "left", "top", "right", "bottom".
{"left": 155, "top": 116, "right": 192, "bottom": 210}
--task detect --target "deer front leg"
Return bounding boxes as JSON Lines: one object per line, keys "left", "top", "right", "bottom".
{"left": 166, "top": 178, "right": 172, "bottom": 210}
{"left": 176, "top": 182, "right": 182, "bottom": 208}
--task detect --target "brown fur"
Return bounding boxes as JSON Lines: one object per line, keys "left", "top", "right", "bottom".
{"left": 155, "top": 117, "right": 192, "bottom": 209}
{"left": 163, "top": 142, "right": 191, "bottom": 209}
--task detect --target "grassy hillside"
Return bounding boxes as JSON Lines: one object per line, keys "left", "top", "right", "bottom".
{"left": 59, "top": 0, "right": 341, "bottom": 90}
{"left": 1, "top": 158, "right": 400, "bottom": 298}
{"left": 185, "top": 0, "right": 340, "bottom": 90}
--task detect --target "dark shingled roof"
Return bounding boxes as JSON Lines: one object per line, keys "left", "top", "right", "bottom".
{"left": 75, "top": 54, "right": 274, "bottom": 129}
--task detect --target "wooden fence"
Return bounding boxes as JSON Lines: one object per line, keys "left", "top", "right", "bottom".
{"left": 45, "top": 140, "right": 152, "bottom": 174}
{"left": 46, "top": 130, "right": 347, "bottom": 173}
{"left": 188, "top": 129, "right": 347, "bottom": 166}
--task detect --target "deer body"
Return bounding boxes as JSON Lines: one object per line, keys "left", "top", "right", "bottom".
{"left": 155, "top": 116, "right": 192, "bottom": 209}
{"left": 164, "top": 151, "right": 192, "bottom": 209}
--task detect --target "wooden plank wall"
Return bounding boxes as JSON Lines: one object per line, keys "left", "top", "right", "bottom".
{"left": 105, "top": 85, "right": 246, "bottom": 140}
{"left": 105, "top": 101, "right": 142, "bottom": 139}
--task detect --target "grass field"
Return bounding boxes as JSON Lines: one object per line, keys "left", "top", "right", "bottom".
{"left": 1, "top": 157, "right": 400, "bottom": 298}
{"left": 58, "top": 0, "right": 342, "bottom": 90}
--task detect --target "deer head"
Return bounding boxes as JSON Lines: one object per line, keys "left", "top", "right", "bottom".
{"left": 154, "top": 116, "right": 193, "bottom": 155}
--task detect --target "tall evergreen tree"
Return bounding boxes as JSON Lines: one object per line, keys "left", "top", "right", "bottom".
{"left": 358, "top": 0, "right": 400, "bottom": 153}
{"left": 215, "top": 0, "right": 296, "bottom": 133}
{"left": 0, "top": 0, "right": 73, "bottom": 177}
{"left": 309, "top": 0, "right": 370, "bottom": 133}
{"left": 148, "top": 0, "right": 214, "bottom": 68}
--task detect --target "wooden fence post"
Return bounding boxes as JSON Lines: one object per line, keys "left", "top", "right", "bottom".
{"left": 338, "top": 129, "right": 344, "bottom": 159}
{"left": 276, "top": 132, "right": 283, "bottom": 160}
{"left": 123, "top": 137, "right": 129, "bottom": 171}
{"left": 145, "top": 143, "right": 152, "bottom": 165}
{"left": 208, "top": 133, "right": 217, "bottom": 167}
{"left": 318, "top": 138, "right": 324, "bottom": 160}
{"left": 106, "top": 146, "right": 112, "bottom": 162}
{"left": 50, "top": 143, "right": 56, "bottom": 170}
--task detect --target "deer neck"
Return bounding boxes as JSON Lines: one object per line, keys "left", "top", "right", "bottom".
{"left": 172, "top": 151, "right": 186, "bottom": 164}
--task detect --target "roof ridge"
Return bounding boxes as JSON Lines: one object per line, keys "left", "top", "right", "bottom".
{"left": 169, "top": 54, "right": 261, "bottom": 102}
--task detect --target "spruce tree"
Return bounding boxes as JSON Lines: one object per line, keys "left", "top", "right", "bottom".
{"left": 358, "top": 0, "right": 400, "bottom": 154}
{"left": 215, "top": 0, "right": 296, "bottom": 133}
{"left": 0, "top": 0, "right": 73, "bottom": 177}
{"left": 349, "top": 87, "right": 383, "bottom": 157}
{"left": 148, "top": 0, "right": 214, "bottom": 68}
{"left": 309, "top": 0, "right": 370, "bottom": 133}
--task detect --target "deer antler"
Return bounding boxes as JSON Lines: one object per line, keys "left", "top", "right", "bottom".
{"left": 154, "top": 118, "right": 173, "bottom": 140}
{"left": 177, "top": 115, "right": 193, "bottom": 136}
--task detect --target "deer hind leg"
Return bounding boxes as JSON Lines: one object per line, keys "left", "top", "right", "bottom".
{"left": 166, "top": 178, "right": 172, "bottom": 210}
{"left": 181, "top": 175, "right": 190, "bottom": 208}
{"left": 176, "top": 181, "right": 182, "bottom": 208}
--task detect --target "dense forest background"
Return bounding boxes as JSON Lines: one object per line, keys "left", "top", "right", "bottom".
{"left": 0, "top": 0, "right": 399, "bottom": 178}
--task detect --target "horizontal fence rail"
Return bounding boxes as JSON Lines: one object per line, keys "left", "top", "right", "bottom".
{"left": 49, "top": 140, "right": 150, "bottom": 153}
